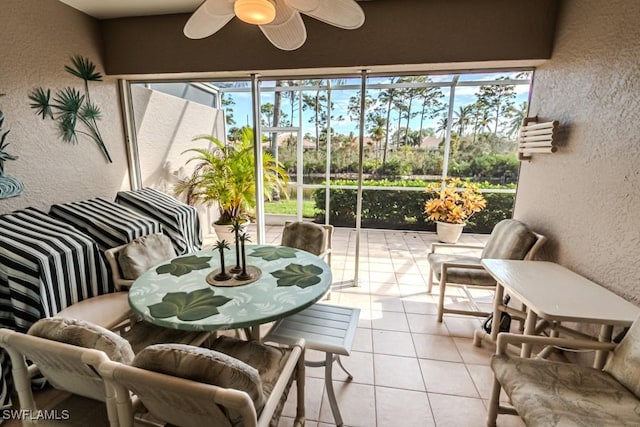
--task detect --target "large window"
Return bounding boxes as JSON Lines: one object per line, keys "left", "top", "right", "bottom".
{"left": 125, "top": 70, "right": 531, "bottom": 236}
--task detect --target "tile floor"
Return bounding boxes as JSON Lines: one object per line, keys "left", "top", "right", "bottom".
{"left": 15, "top": 226, "right": 526, "bottom": 427}
{"left": 251, "top": 225, "right": 526, "bottom": 427}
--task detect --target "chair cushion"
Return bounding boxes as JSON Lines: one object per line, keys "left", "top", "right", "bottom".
{"left": 118, "top": 233, "right": 177, "bottom": 280}
{"left": 120, "top": 320, "right": 208, "bottom": 354}
{"left": 427, "top": 253, "right": 496, "bottom": 286}
{"left": 56, "top": 292, "right": 132, "bottom": 330}
{"left": 604, "top": 317, "right": 640, "bottom": 397}
{"left": 492, "top": 354, "right": 640, "bottom": 426}
{"left": 28, "top": 317, "right": 135, "bottom": 364}
{"left": 134, "top": 343, "right": 265, "bottom": 424}
{"left": 209, "top": 336, "right": 295, "bottom": 427}
{"left": 481, "top": 219, "right": 537, "bottom": 260}
{"left": 281, "top": 222, "right": 326, "bottom": 256}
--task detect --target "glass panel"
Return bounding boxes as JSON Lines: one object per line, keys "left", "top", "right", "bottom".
{"left": 361, "top": 75, "right": 447, "bottom": 181}
{"left": 447, "top": 77, "right": 529, "bottom": 183}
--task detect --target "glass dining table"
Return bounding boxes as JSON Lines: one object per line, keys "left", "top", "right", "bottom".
{"left": 128, "top": 245, "right": 332, "bottom": 339}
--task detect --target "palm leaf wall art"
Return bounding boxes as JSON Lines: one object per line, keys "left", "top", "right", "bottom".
{"left": 0, "top": 93, "right": 24, "bottom": 198}
{"left": 28, "top": 55, "right": 112, "bottom": 163}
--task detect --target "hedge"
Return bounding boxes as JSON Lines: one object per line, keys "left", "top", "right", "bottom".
{"left": 312, "top": 180, "right": 515, "bottom": 234}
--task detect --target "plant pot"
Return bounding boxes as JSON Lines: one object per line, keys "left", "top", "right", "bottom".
{"left": 212, "top": 222, "right": 249, "bottom": 243}
{"left": 436, "top": 221, "right": 465, "bottom": 244}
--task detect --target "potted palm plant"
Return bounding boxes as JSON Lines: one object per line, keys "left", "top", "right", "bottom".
{"left": 174, "top": 127, "right": 288, "bottom": 241}
{"left": 424, "top": 177, "right": 486, "bottom": 243}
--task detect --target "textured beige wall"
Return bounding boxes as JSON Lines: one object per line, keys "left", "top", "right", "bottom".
{"left": 100, "top": 0, "right": 558, "bottom": 75}
{"left": 131, "top": 85, "right": 226, "bottom": 233}
{"left": 0, "top": 0, "right": 129, "bottom": 215}
{"left": 514, "top": 0, "right": 640, "bottom": 303}
{"left": 131, "top": 86, "right": 225, "bottom": 192}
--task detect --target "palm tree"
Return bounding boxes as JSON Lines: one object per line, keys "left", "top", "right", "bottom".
{"left": 174, "top": 127, "right": 289, "bottom": 225}
{"left": 454, "top": 105, "right": 472, "bottom": 136}
{"left": 378, "top": 78, "right": 398, "bottom": 167}
{"left": 505, "top": 101, "right": 528, "bottom": 138}
{"left": 436, "top": 114, "right": 448, "bottom": 138}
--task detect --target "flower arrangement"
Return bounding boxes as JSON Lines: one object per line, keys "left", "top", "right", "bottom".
{"left": 424, "top": 178, "right": 487, "bottom": 224}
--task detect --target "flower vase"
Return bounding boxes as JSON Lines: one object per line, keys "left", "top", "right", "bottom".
{"left": 436, "top": 222, "right": 465, "bottom": 244}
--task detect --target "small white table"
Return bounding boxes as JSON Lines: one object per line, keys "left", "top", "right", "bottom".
{"left": 481, "top": 259, "right": 639, "bottom": 368}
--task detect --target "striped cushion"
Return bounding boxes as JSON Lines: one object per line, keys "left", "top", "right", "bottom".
{"left": 49, "top": 198, "right": 162, "bottom": 251}
{"left": 115, "top": 188, "right": 202, "bottom": 255}
{"left": 481, "top": 219, "right": 537, "bottom": 260}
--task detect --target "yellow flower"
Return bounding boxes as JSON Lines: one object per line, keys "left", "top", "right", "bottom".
{"left": 424, "top": 178, "right": 487, "bottom": 224}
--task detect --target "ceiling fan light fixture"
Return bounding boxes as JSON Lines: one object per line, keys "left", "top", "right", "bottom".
{"left": 234, "top": 0, "right": 276, "bottom": 25}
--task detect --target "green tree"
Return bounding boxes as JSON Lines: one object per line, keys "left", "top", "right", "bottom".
{"left": 475, "top": 79, "right": 517, "bottom": 135}
{"left": 221, "top": 93, "right": 236, "bottom": 127}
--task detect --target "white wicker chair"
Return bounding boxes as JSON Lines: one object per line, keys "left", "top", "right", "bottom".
{"left": 0, "top": 326, "right": 134, "bottom": 427}
{"left": 100, "top": 337, "right": 306, "bottom": 427}
{"left": 487, "top": 320, "right": 640, "bottom": 427}
{"left": 57, "top": 234, "right": 176, "bottom": 330}
{"left": 427, "top": 219, "right": 547, "bottom": 322}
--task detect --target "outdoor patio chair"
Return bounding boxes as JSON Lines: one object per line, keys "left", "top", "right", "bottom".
{"left": 281, "top": 220, "right": 333, "bottom": 298}
{"left": 0, "top": 316, "right": 211, "bottom": 426}
{"left": 427, "top": 219, "right": 546, "bottom": 322}
{"left": 57, "top": 233, "right": 177, "bottom": 331}
{"left": 99, "top": 336, "right": 306, "bottom": 427}
{"left": 487, "top": 317, "right": 640, "bottom": 426}
{"left": 0, "top": 319, "right": 137, "bottom": 427}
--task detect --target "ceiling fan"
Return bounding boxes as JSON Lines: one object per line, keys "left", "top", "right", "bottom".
{"left": 183, "top": 0, "right": 365, "bottom": 51}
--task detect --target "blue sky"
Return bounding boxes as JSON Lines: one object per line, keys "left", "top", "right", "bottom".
{"left": 218, "top": 72, "right": 531, "bottom": 137}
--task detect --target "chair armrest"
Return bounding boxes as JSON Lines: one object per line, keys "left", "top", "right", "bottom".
{"left": 430, "top": 243, "right": 484, "bottom": 254}
{"left": 257, "top": 339, "right": 305, "bottom": 427}
{"left": 441, "top": 262, "right": 486, "bottom": 270}
{"left": 496, "top": 333, "right": 617, "bottom": 356}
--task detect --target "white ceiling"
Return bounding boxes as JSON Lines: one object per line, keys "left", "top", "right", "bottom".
{"left": 58, "top": 0, "right": 205, "bottom": 19}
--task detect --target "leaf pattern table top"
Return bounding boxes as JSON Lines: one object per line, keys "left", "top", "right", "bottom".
{"left": 128, "top": 245, "right": 332, "bottom": 331}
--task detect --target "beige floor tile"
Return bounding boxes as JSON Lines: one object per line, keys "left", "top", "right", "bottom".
{"left": 337, "top": 292, "right": 371, "bottom": 311}
{"left": 351, "top": 327, "right": 373, "bottom": 352}
{"left": 367, "top": 262, "right": 397, "bottom": 273}
{"left": 406, "top": 314, "right": 449, "bottom": 335}
{"left": 375, "top": 386, "right": 435, "bottom": 427}
{"left": 413, "top": 334, "right": 463, "bottom": 362}
{"left": 395, "top": 273, "right": 426, "bottom": 286}
{"left": 332, "top": 350, "right": 375, "bottom": 385}
{"left": 372, "top": 330, "right": 416, "bottom": 357}
{"left": 373, "top": 354, "right": 426, "bottom": 391}
{"left": 370, "top": 296, "right": 405, "bottom": 312}
{"left": 428, "top": 393, "right": 487, "bottom": 427}
{"left": 403, "top": 296, "right": 439, "bottom": 315}
{"left": 282, "top": 376, "right": 325, "bottom": 422}
{"left": 443, "top": 316, "right": 483, "bottom": 338}
{"left": 366, "top": 282, "right": 402, "bottom": 297}
{"left": 419, "top": 359, "right": 479, "bottom": 397}
{"left": 390, "top": 262, "right": 423, "bottom": 276}
{"left": 318, "top": 381, "right": 376, "bottom": 426}
{"left": 466, "top": 363, "right": 494, "bottom": 399}
{"left": 453, "top": 337, "right": 494, "bottom": 366}
{"left": 370, "top": 311, "right": 410, "bottom": 332}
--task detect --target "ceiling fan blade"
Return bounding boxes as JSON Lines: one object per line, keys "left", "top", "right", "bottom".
{"left": 184, "top": 0, "right": 235, "bottom": 39}
{"left": 286, "top": 0, "right": 365, "bottom": 29}
{"left": 259, "top": 1, "right": 307, "bottom": 51}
